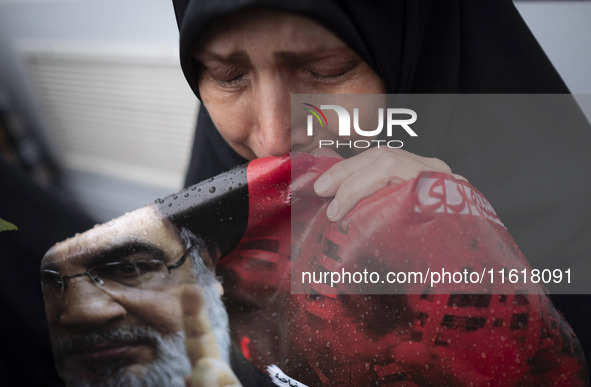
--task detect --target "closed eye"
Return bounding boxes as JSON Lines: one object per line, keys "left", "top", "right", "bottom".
{"left": 197, "top": 60, "right": 250, "bottom": 89}
{"left": 301, "top": 56, "right": 361, "bottom": 84}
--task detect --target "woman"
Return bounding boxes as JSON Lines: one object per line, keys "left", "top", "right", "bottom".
{"left": 172, "top": 0, "right": 591, "bottom": 385}
{"left": 176, "top": 0, "right": 591, "bottom": 268}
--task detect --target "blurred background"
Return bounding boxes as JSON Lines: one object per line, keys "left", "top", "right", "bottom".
{"left": 0, "top": 0, "right": 590, "bottom": 221}
{"left": 0, "top": 0, "right": 197, "bottom": 222}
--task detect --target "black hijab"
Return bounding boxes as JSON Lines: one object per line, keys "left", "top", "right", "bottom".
{"left": 174, "top": 0, "right": 568, "bottom": 96}
{"left": 173, "top": 0, "right": 591, "bottom": 367}
{"left": 174, "top": 0, "right": 571, "bottom": 178}
{"left": 174, "top": 0, "right": 575, "bottom": 182}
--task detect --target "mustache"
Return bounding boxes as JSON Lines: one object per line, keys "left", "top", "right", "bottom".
{"left": 53, "top": 325, "right": 170, "bottom": 358}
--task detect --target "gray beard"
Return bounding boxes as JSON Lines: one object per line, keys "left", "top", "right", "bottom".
{"left": 57, "top": 326, "right": 191, "bottom": 387}
{"left": 55, "top": 280, "right": 230, "bottom": 387}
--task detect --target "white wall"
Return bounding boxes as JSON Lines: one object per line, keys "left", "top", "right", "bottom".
{"left": 515, "top": 1, "right": 591, "bottom": 93}
{"left": 0, "top": 0, "right": 189, "bottom": 220}
{"left": 0, "top": 0, "right": 181, "bottom": 158}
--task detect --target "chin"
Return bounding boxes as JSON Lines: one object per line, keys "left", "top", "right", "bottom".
{"left": 61, "top": 368, "right": 187, "bottom": 387}
{"left": 56, "top": 331, "right": 191, "bottom": 387}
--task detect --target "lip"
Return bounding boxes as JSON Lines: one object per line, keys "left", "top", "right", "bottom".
{"left": 64, "top": 341, "right": 145, "bottom": 363}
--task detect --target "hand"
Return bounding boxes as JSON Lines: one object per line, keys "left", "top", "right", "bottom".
{"left": 313, "top": 147, "right": 465, "bottom": 222}
{"left": 181, "top": 285, "right": 242, "bottom": 387}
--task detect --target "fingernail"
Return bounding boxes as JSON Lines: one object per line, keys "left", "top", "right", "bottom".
{"left": 326, "top": 199, "right": 338, "bottom": 220}
{"left": 314, "top": 175, "right": 332, "bottom": 194}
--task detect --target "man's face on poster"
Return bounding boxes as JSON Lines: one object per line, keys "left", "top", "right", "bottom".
{"left": 40, "top": 205, "right": 228, "bottom": 387}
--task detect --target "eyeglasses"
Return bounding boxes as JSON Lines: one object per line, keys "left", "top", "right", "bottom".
{"left": 41, "top": 245, "right": 195, "bottom": 304}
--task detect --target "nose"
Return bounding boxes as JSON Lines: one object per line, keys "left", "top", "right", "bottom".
{"left": 253, "top": 75, "right": 292, "bottom": 157}
{"left": 55, "top": 276, "right": 126, "bottom": 328}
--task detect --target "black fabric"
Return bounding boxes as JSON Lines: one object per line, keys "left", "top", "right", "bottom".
{"left": 229, "top": 344, "right": 275, "bottom": 386}
{"left": 176, "top": 0, "right": 572, "bottom": 185}
{"left": 174, "top": 0, "right": 591, "bottom": 371}
{"left": 184, "top": 106, "right": 247, "bottom": 185}
{"left": 160, "top": 161, "right": 249, "bottom": 259}
{"left": 177, "top": 0, "right": 380, "bottom": 99}
{"left": 174, "top": 0, "right": 568, "bottom": 97}
{"left": 0, "top": 158, "right": 96, "bottom": 386}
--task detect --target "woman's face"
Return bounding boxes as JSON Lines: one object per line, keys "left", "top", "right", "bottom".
{"left": 193, "top": 8, "right": 386, "bottom": 160}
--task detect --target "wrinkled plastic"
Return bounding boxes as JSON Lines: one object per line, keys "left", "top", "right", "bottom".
{"left": 213, "top": 153, "right": 587, "bottom": 386}
{"left": 157, "top": 156, "right": 291, "bottom": 260}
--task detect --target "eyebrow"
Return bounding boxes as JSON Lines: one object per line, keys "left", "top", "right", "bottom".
{"left": 194, "top": 47, "right": 352, "bottom": 64}
{"left": 42, "top": 241, "right": 165, "bottom": 271}
{"left": 194, "top": 50, "right": 250, "bottom": 63}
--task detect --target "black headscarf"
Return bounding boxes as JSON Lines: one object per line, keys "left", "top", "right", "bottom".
{"left": 173, "top": 0, "right": 591, "bottom": 368}
{"left": 174, "top": 0, "right": 570, "bottom": 178}
{"left": 174, "top": 0, "right": 568, "bottom": 97}
{"left": 174, "top": 0, "right": 575, "bottom": 182}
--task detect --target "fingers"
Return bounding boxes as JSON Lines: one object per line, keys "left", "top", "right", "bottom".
{"left": 181, "top": 284, "right": 220, "bottom": 364}
{"left": 313, "top": 148, "right": 455, "bottom": 221}
{"left": 182, "top": 285, "right": 242, "bottom": 386}
{"left": 313, "top": 147, "right": 385, "bottom": 197}
{"left": 323, "top": 163, "right": 396, "bottom": 221}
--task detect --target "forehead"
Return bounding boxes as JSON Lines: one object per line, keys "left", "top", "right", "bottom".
{"left": 195, "top": 8, "right": 346, "bottom": 55}
{"left": 42, "top": 205, "right": 183, "bottom": 270}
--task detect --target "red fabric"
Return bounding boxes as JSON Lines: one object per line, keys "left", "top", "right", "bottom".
{"left": 218, "top": 154, "right": 587, "bottom": 386}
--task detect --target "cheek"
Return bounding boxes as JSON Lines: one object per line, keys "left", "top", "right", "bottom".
{"left": 44, "top": 304, "right": 60, "bottom": 331}
{"left": 119, "top": 289, "right": 184, "bottom": 334}
{"left": 207, "top": 104, "right": 248, "bottom": 143}
{"left": 351, "top": 65, "right": 386, "bottom": 94}
{"left": 200, "top": 89, "right": 256, "bottom": 157}
{"left": 368, "top": 74, "right": 386, "bottom": 93}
